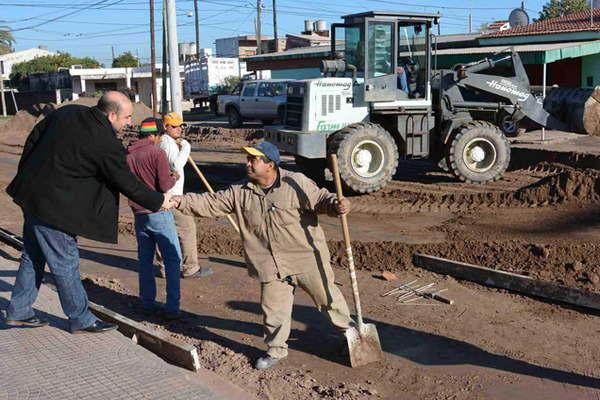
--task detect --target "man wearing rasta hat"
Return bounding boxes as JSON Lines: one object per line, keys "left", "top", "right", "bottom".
{"left": 157, "top": 112, "right": 214, "bottom": 279}
{"left": 170, "top": 141, "right": 355, "bottom": 369}
{"left": 126, "top": 117, "right": 182, "bottom": 320}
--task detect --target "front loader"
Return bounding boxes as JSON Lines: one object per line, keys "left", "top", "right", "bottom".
{"left": 266, "top": 11, "right": 565, "bottom": 193}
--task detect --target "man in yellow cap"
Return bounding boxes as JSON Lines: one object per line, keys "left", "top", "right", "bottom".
{"left": 170, "top": 141, "right": 354, "bottom": 370}
{"left": 157, "top": 112, "right": 214, "bottom": 278}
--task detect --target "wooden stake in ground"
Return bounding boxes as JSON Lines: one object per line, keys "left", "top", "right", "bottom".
{"left": 330, "top": 154, "right": 383, "bottom": 368}
{"left": 187, "top": 155, "right": 240, "bottom": 233}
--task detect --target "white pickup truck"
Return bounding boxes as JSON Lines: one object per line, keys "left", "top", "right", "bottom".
{"left": 217, "top": 79, "right": 291, "bottom": 128}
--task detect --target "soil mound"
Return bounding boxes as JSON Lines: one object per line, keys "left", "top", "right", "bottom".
{"left": 0, "top": 98, "right": 155, "bottom": 153}
{"left": 514, "top": 169, "right": 600, "bottom": 204}
{"left": 187, "top": 126, "right": 264, "bottom": 146}
{"left": 0, "top": 110, "right": 37, "bottom": 148}
{"left": 353, "top": 165, "right": 600, "bottom": 214}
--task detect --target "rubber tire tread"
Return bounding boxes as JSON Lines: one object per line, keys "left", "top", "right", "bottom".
{"left": 327, "top": 122, "right": 399, "bottom": 194}
{"left": 447, "top": 120, "right": 510, "bottom": 184}
{"left": 227, "top": 107, "right": 242, "bottom": 128}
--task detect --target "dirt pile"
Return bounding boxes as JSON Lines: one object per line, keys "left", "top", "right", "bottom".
{"left": 514, "top": 169, "right": 600, "bottom": 204}
{"left": 0, "top": 98, "right": 155, "bottom": 153}
{"left": 187, "top": 126, "right": 264, "bottom": 146}
{"left": 327, "top": 240, "right": 600, "bottom": 292}
{"left": 353, "top": 165, "right": 600, "bottom": 214}
{"left": 0, "top": 110, "right": 37, "bottom": 150}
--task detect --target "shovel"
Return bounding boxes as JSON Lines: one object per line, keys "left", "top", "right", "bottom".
{"left": 330, "top": 154, "right": 384, "bottom": 367}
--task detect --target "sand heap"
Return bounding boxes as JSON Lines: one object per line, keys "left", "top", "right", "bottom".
{"left": 0, "top": 97, "right": 154, "bottom": 153}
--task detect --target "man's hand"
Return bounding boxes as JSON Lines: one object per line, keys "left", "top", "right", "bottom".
{"left": 170, "top": 195, "right": 183, "bottom": 209}
{"left": 161, "top": 192, "right": 174, "bottom": 210}
{"left": 334, "top": 197, "right": 351, "bottom": 215}
{"left": 170, "top": 171, "right": 180, "bottom": 181}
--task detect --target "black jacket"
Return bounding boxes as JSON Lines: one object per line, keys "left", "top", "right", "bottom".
{"left": 7, "top": 105, "right": 163, "bottom": 243}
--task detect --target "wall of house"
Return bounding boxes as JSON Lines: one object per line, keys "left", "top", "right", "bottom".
{"left": 581, "top": 53, "right": 600, "bottom": 87}
{"left": 525, "top": 57, "right": 582, "bottom": 87}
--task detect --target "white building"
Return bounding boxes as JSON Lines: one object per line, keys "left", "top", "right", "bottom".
{"left": 69, "top": 64, "right": 184, "bottom": 110}
{"left": 0, "top": 47, "right": 56, "bottom": 79}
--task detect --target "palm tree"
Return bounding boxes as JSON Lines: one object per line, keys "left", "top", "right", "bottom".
{"left": 0, "top": 27, "right": 15, "bottom": 55}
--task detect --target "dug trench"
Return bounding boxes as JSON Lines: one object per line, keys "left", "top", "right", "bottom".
{"left": 99, "top": 155, "right": 600, "bottom": 399}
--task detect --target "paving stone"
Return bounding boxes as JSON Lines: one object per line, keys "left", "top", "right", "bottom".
{"left": 0, "top": 258, "right": 253, "bottom": 400}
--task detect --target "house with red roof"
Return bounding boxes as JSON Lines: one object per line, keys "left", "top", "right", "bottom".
{"left": 479, "top": 8, "right": 600, "bottom": 87}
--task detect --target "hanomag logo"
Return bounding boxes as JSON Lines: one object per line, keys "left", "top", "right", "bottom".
{"left": 485, "top": 79, "right": 530, "bottom": 102}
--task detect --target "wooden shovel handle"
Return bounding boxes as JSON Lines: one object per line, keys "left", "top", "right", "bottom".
{"left": 187, "top": 156, "right": 240, "bottom": 234}
{"left": 330, "top": 154, "right": 364, "bottom": 330}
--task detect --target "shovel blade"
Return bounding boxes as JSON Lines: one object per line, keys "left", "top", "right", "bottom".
{"left": 345, "top": 324, "right": 384, "bottom": 367}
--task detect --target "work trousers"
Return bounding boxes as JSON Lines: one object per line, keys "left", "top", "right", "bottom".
{"left": 157, "top": 209, "right": 199, "bottom": 277}
{"left": 260, "top": 262, "right": 353, "bottom": 359}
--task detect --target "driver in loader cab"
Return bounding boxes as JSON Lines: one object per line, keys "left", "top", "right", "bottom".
{"left": 169, "top": 142, "right": 356, "bottom": 370}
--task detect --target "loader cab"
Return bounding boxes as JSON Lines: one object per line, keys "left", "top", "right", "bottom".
{"left": 331, "top": 11, "right": 439, "bottom": 106}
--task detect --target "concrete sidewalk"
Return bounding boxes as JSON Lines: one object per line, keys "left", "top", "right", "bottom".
{"left": 0, "top": 257, "right": 253, "bottom": 400}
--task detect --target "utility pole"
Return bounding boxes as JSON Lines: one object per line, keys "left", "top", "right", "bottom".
{"left": 150, "top": 0, "right": 158, "bottom": 117}
{"left": 194, "top": 0, "right": 200, "bottom": 60}
{"left": 0, "top": 61, "right": 6, "bottom": 117}
{"left": 256, "top": 0, "right": 262, "bottom": 55}
{"left": 111, "top": 45, "right": 115, "bottom": 63}
{"left": 468, "top": 12, "right": 472, "bottom": 33}
{"left": 165, "top": 0, "right": 182, "bottom": 114}
{"left": 272, "top": 0, "right": 278, "bottom": 52}
{"left": 161, "top": 0, "right": 168, "bottom": 115}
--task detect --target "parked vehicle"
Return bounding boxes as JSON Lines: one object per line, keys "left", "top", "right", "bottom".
{"left": 184, "top": 56, "right": 247, "bottom": 112}
{"left": 266, "top": 11, "right": 565, "bottom": 193}
{"left": 217, "top": 79, "right": 291, "bottom": 127}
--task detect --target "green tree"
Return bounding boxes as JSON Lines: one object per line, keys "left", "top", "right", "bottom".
{"left": 537, "top": 0, "right": 590, "bottom": 20}
{"left": 212, "top": 75, "right": 241, "bottom": 94}
{"left": 112, "top": 51, "right": 138, "bottom": 68}
{"left": 0, "top": 27, "right": 15, "bottom": 55}
{"left": 9, "top": 53, "right": 100, "bottom": 86}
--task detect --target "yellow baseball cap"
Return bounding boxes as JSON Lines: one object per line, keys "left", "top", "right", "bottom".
{"left": 163, "top": 112, "right": 186, "bottom": 127}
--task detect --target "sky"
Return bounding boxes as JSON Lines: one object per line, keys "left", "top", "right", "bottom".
{"left": 1, "top": 0, "right": 551, "bottom": 66}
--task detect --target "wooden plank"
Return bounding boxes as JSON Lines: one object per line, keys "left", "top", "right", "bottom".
{"left": 88, "top": 302, "right": 200, "bottom": 371}
{"left": 413, "top": 253, "right": 600, "bottom": 311}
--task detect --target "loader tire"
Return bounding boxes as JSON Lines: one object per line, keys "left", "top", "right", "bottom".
{"left": 294, "top": 156, "right": 326, "bottom": 185}
{"left": 328, "top": 122, "right": 398, "bottom": 193}
{"left": 448, "top": 121, "right": 510, "bottom": 184}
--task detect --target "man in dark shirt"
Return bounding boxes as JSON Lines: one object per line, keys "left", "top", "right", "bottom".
{"left": 5, "top": 91, "right": 173, "bottom": 333}
{"left": 126, "top": 118, "right": 182, "bottom": 320}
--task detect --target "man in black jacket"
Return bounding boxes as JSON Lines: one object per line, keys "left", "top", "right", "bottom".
{"left": 4, "top": 91, "right": 173, "bottom": 333}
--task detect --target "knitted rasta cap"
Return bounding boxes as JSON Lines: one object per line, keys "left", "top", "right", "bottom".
{"left": 140, "top": 119, "right": 159, "bottom": 133}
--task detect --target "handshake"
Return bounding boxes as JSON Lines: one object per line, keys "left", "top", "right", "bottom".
{"left": 160, "top": 193, "right": 183, "bottom": 210}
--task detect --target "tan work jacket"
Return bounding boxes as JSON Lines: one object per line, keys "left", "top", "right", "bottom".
{"left": 178, "top": 168, "right": 338, "bottom": 282}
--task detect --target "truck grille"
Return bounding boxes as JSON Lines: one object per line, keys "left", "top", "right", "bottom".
{"left": 285, "top": 83, "right": 304, "bottom": 129}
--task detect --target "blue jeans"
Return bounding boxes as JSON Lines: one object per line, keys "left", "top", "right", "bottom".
{"left": 7, "top": 212, "right": 98, "bottom": 331}
{"left": 134, "top": 211, "right": 181, "bottom": 313}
